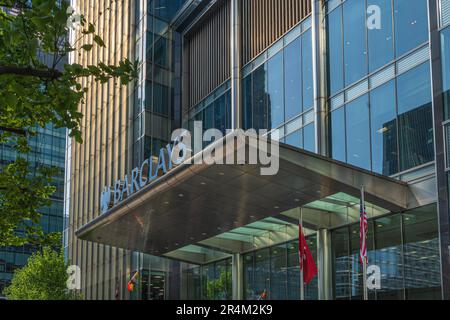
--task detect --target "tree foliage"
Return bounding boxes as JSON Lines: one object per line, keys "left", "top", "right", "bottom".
{"left": 0, "top": 0, "right": 138, "bottom": 246}
{"left": 3, "top": 246, "right": 82, "bottom": 300}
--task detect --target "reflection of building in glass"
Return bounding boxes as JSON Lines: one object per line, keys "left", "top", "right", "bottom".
{"left": 0, "top": 124, "right": 66, "bottom": 296}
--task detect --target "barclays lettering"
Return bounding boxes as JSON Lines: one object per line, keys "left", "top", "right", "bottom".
{"left": 100, "top": 140, "right": 184, "bottom": 214}
{"left": 100, "top": 124, "right": 280, "bottom": 214}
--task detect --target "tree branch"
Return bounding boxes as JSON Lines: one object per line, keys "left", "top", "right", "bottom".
{"left": 0, "top": 126, "right": 26, "bottom": 135}
{"left": 0, "top": 65, "right": 62, "bottom": 79}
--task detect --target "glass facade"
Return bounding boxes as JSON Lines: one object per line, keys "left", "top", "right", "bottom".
{"left": 133, "top": 0, "right": 187, "bottom": 165}
{"left": 326, "top": 0, "right": 429, "bottom": 95}
{"left": 182, "top": 259, "right": 232, "bottom": 300}
{"left": 242, "top": 17, "right": 315, "bottom": 152}
{"left": 188, "top": 81, "right": 232, "bottom": 136}
{"left": 243, "top": 236, "right": 318, "bottom": 300}
{"left": 332, "top": 204, "right": 441, "bottom": 300}
{"left": 0, "top": 124, "right": 66, "bottom": 295}
{"left": 328, "top": 0, "right": 433, "bottom": 175}
{"left": 330, "top": 60, "right": 434, "bottom": 175}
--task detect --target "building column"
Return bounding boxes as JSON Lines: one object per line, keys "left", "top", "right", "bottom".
{"left": 230, "top": 0, "right": 242, "bottom": 130}
{"left": 232, "top": 253, "right": 244, "bottom": 300}
{"left": 428, "top": 0, "right": 450, "bottom": 300}
{"left": 312, "top": 0, "right": 329, "bottom": 157}
{"left": 317, "top": 229, "right": 333, "bottom": 300}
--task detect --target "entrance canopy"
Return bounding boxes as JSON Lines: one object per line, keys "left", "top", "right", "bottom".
{"left": 76, "top": 136, "right": 420, "bottom": 262}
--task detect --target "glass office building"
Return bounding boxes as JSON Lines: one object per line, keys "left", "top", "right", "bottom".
{"left": 0, "top": 124, "right": 66, "bottom": 296}
{"left": 67, "top": 0, "right": 450, "bottom": 300}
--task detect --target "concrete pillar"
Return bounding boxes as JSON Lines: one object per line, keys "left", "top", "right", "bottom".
{"left": 318, "top": 229, "right": 333, "bottom": 300}
{"left": 232, "top": 253, "right": 244, "bottom": 300}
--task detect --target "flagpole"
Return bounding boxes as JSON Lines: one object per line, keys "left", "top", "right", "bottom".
{"left": 300, "top": 208, "right": 305, "bottom": 301}
{"left": 361, "top": 186, "right": 368, "bottom": 301}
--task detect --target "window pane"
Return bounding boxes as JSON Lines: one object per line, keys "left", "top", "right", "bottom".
{"left": 243, "top": 253, "right": 255, "bottom": 300}
{"left": 331, "top": 107, "right": 346, "bottom": 162}
{"left": 302, "top": 29, "right": 314, "bottom": 109}
{"left": 215, "top": 260, "right": 228, "bottom": 300}
{"left": 343, "top": 0, "right": 368, "bottom": 86}
{"left": 303, "top": 123, "right": 316, "bottom": 153}
{"left": 243, "top": 75, "right": 253, "bottom": 129}
{"left": 254, "top": 249, "right": 270, "bottom": 300}
{"left": 253, "top": 65, "right": 268, "bottom": 130}
{"left": 397, "top": 63, "right": 434, "bottom": 171}
{"left": 403, "top": 205, "right": 441, "bottom": 300}
{"left": 368, "top": 0, "right": 394, "bottom": 72}
{"left": 441, "top": 27, "right": 450, "bottom": 120}
{"left": 349, "top": 223, "right": 364, "bottom": 300}
{"left": 285, "top": 130, "right": 303, "bottom": 149}
{"left": 287, "top": 241, "right": 300, "bottom": 300}
{"left": 346, "top": 94, "right": 371, "bottom": 170}
{"left": 203, "top": 104, "right": 214, "bottom": 131}
{"left": 327, "top": 7, "right": 344, "bottom": 95}
{"left": 394, "top": 0, "right": 429, "bottom": 57}
{"left": 267, "top": 53, "right": 285, "bottom": 129}
{"left": 214, "top": 95, "right": 227, "bottom": 134}
{"left": 285, "top": 38, "right": 303, "bottom": 120}
{"left": 373, "top": 215, "right": 404, "bottom": 300}
{"left": 270, "top": 244, "right": 287, "bottom": 300}
{"left": 370, "top": 80, "right": 398, "bottom": 175}
{"left": 332, "top": 227, "right": 350, "bottom": 300}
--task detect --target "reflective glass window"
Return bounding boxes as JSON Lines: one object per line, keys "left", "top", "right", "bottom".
{"left": 285, "top": 130, "right": 303, "bottom": 149}
{"left": 394, "top": 0, "right": 429, "bottom": 57}
{"left": 368, "top": 0, "right": 394, "bottom": 72}
{"left": 343, "top": 0, "right": 368, "bottom": 86}
{"left": 267, "top": 53, "right": 285, "bottom": 129}
{"left": 243, "top": 75, "right": 253, "bottom": 129}
{"left": 403, "top": 206, "right": 441, "bottom": 300}
{"left": 397, "top": 63, "right": 434, "bottom": 171}
{"left": 331, "top": 107, "right": 347, "bottom": 162}
{"left": 373, "top": 215, "right": 404, "bottom": 300}
{"left": 243, "top": 253, "right": 256, "bottom": 300}
{"left": 287, "top": 241, "right": 300, "bottom": 300}
{"left": 303, "top": 123, "right": 316, "bottom": 153}
{"left": 214, "top": 95, "right": 227, "bottom": 134}
{"left": 332, "top": 227, "right": 351, "bottom": 300}
{"left": 253, "top": 65, "right": 268, "bottom": 130}
{"left": 254, "top": 249, "right": 271, "bottom": 300}
{"left": 441, "top": 27, "right": 450, "bottom": 119}
{"left": 302, "top": 29, "right": 314, "bottom": 109}
{"left": 284, "top": 38, "right": 303, "bottom": 120}
{"left": 327, "top": 6, "right": 344, "bottom": 95}
{"left": 346, "top": 94, "right": 371, "bottom": 170}
{"left": 370, "top": 80, "right": 398, "bottom": 175}
{"left": 270, "top": 244, "right": 287, "bottom": 300}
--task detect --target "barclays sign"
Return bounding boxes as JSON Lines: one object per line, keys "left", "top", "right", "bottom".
{"left": 100, "top": 129, "right": 191, "bottom": 214}
{"left": 100, "top": 123, "right": 280, "bottom": 214}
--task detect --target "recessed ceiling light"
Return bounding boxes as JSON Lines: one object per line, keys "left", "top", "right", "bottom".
{"left": 178, "top": 194, "right": 184, "bottom": 198}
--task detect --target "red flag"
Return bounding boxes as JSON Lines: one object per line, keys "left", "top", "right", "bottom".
{"left": 299, "top": 226, "right": 318, "bottom": 285}
{"left": 127, "top": 271, "right": 139, "bottom": 292}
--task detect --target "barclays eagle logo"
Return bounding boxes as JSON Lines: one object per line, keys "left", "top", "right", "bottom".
{"left": 100, "top": 187, "right": 112, "bottom": 214}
